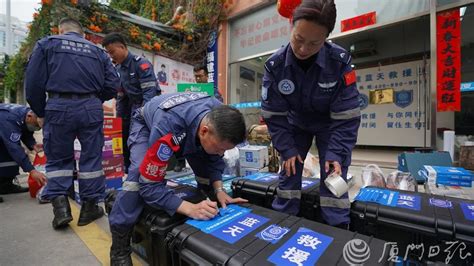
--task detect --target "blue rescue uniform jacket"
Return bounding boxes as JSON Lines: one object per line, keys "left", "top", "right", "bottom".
{"left": 116, "top": 53, "right": 160, "bottom": 108}
{"left": 24, "top": 32, "right": 119, "bottom": 117}
{"left": 0, "top": 104, "right": 37, "bottom": 173}
{"left": 261, "top": 42, "right": 361, "bottom": 167}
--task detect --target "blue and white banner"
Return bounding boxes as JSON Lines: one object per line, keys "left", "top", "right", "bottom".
{"left": 268, "top": 227, "right": 333, "bottom": 265}
{"left": 460, "top": 202, "right": 474, "bottom": 221}
{"left": 211, "top": 213, "right": 269, "bottom": 244}
{"left": 186, "top": 204, "right": 251, "bottom": 233}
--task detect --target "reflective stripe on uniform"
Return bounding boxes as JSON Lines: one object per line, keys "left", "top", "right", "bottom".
{"left": 47, "top": 170, "right": 74, "bottom": 179}
{"left": 276, "top": 188, "right": 301, "bottom": 199}
{"left": 78, "top": 170, "right": 104, "bottom": 180}
{"left": 320, "top": 196, "right": 350, "bottom": 209}
{"left": 261, "top": 110, "right": 288, "bottom": 119}
{"left": 330, "top": 107, "right": 361, "bottom": 120}
{"left": 140, "top": 81, "right": 156, "bottom": 89}
{"left": 122, "top": 181, "right": 140, "bottom": 192}
{"left": 195, "top": 176, "right": 210, "bottom": 185}
{"left": 0, "top": 161, "right": 18, "bottom": 167}
{"left": 139, "top": 175, "right": 161, "bottom": 183}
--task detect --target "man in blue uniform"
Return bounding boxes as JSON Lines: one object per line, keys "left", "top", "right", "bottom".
{"left": 109, "top": 92, "right": 248, "bottom": 265}
{"left": 25, "top": 18, "right": 120, "bottom": 229}
{"left": 261, "top": 0, "right": 360, "bottom": 228}
{"left": 194, "top": 63, "right": 224, "bottom": 102}
{"left": 0, "top": 104, "right": 46, "bottom": 195}
{"left": 102, "top": 33, "right": 161, "bottom": 173}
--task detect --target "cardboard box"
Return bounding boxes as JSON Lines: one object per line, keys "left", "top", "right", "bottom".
{"left": 424, "top": 165, "right": 473, "bottom": 187}
{"left": 239, "top": 166, "right": 269, "bottom": 177}
{"left": 103, "top": 117, "right": 122, "bottom": 135}
{"left": 239, "top": 145, "right": 268, "bottom": 168}
{"left": 103, "top": 134, "right": 123, "bottom": 158}
{"left": 102, "top": 156, "right": 125, "bottom": 178}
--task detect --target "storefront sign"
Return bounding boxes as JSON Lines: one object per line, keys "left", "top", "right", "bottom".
{"left": 341, "top": 11, "right": 376, "bottom": 32}
{"left": 436, "top": 9, "right": 461, "bottom": 112}
{"left": 207, "top": 31, "right": 218, "bottom": 84}
{"left": 230, "top": 4, "right": 290, "bottom": 62}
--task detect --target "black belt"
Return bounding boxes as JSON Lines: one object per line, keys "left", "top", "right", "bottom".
{"left": 48, "top": 92, "right": 98, "bottom": 99}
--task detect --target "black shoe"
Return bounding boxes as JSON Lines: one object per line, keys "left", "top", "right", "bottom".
{"left": 0, "top": 183, "right": 29, "bottom": 195}
{"left": 77, "top": 199, "right": 104, "bottom": 226}
{"left": 52, "top": 195, "right": 73, "bottom": 229}
{"left": 0, "top": 196, "right": 3, "bottom": 203}
{"left": 174, "top": 159, "right": 186, "bottom": 172}
{"left": 110, "top": 229, "right": 133, "bottom": 266}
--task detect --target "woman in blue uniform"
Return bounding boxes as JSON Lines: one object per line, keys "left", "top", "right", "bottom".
{"left": 261, "top": 0, "right": 361, "bottom": 228}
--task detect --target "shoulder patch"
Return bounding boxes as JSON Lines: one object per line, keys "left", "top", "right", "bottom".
{"left": 139, "top": 63, "right": 150, "bottom": 71}
{"left": 10, "top": 132, "right": 21, "bottom": 143}
{"left": 264, "top": 54, "right": 284, "bottom": 72}
{"left": 344, "top": 70, "right": 357, "bottom": 86}
{"left": 329, "top": 44, "right": 351, "bottom": 64}
{"left": 157, "top": 143, "right": 173, "bottom": 161}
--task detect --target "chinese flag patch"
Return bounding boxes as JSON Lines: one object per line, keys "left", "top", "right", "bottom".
{"left": 140, "top": 63, "right": 150, "bottom": 71}
{"left": 344, "top": 70, "right": 356, "bottom": 86}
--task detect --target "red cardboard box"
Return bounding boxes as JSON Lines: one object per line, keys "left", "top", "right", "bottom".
{"left": 104, "top": 118, "right": 122, "bottom": 136}
{"left": 102, "top": 155, "right": 124, "bottom": 178}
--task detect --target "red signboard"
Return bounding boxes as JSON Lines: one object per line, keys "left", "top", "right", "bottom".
{"left": 436, "top": 9, "right": 461, "bottom": 112}
{"left": 341, "top": 12, "right": 376, "bottom": 32}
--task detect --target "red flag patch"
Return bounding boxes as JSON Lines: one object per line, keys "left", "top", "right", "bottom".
{"left": 140, "top": 63, "right": 150, "bottom": 71}
{"left": 344, "top": 70, "right": 356, "bottom": 86}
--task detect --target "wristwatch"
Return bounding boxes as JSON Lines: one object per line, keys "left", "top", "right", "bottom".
{"left": 214, "top": 187, "right": 226, "bottom": 194}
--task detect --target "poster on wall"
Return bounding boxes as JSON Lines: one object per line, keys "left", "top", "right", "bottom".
{"left": 356, "top": 60, "right": 430, "bottom": 147}
{"left": 152, "top": 55, "right": 195, "bottom": 94}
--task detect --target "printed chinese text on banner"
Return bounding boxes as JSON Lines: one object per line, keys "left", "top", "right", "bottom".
{"left": 436, "top": 9, "right": 461, "bottom": 112}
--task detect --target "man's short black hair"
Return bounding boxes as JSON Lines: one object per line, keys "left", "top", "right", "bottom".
{"left": 102, "top": 32, "right": 128, "bottom": 47}
{"left": 59, "top": 17, "right": 83, "bottom": 34}
{"left": 207, "top": 105, "right": 246, "bottom": 145}
{"left": 161, "top": 64, "right": 166, "bottom": 68}
{"left": 193, "top": 63, "right": 208, "bottom": 74}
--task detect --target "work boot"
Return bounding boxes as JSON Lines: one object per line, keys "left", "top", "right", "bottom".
{"left": 0, "top": 183, "right": 29, "bottom": 194}
{"left": 52, "top": 195, "right": 73, "bottom": 229}
{"left": 77, "top": 199, "right": 104, "bottom": 226}
{"left": 174, "top": 158, "right": 186, "bottom": 172}
{"left": 110, "top": 229, "right": 133, "bottom": 266}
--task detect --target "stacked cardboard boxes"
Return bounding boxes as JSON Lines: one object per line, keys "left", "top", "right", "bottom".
{"left": 238, "top": 145, "right": 269, "bottom": 176}
{"left": 73, "top": 118, "right": 124, "bottom": 203}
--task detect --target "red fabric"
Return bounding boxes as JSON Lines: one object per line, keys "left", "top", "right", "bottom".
{"left": 277, "top": 0, "right": 302, "bottom": 19}
{"left": 139, "top": 133, "right": 181, "bottom": 182}
{"left": 344, "top": 70, "right": 357, "bottom": 86}
{"left": 139, "top": 63, "right": 150, "bottom": 71}
{"left": 28, "top": 153, "right": 47, "bottom": 198}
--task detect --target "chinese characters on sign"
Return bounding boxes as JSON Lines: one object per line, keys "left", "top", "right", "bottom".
{"left": 233, "top": 13, "right": 289, "bottom": 49}
{"left": 436, "top": 9, "right": 461, "bottom": 112}
{"left": 268, "top": 228, "right": 333, "bottom": 265}
{"left": 206, "top": 31, "right": 218, "bottom": 84}
{"left": 341, "top": 11, "right": 376, "bottom": 32}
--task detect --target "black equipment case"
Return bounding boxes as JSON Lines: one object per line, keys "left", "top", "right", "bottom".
{"left": 166, "top": 203, "right": 390, "bottom": 265}
{"left": 105, "top": 182, "right": 206, "bottom": 266}
{"left": 350, "top": 187, "right": 474, "bottom": 265}
{"left": 232, "top": 175, "right": 322, "bottom": 222}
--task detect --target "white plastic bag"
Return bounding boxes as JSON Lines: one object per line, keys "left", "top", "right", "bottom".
{"left": 385, "top": 171, "right": 416, "bottom": 191}
{"left": 223, "top": 147, "right": 240, "bottom": 176}
{"left": 361, "top": 164, "right": 386, "bottom": 188}
{"left": 303, "top": 152, "right": 319, "bottom": 178}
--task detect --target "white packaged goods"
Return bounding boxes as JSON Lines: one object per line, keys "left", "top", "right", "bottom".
{"left": 239, "top": 145, "right": 268, "bottom": 168}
